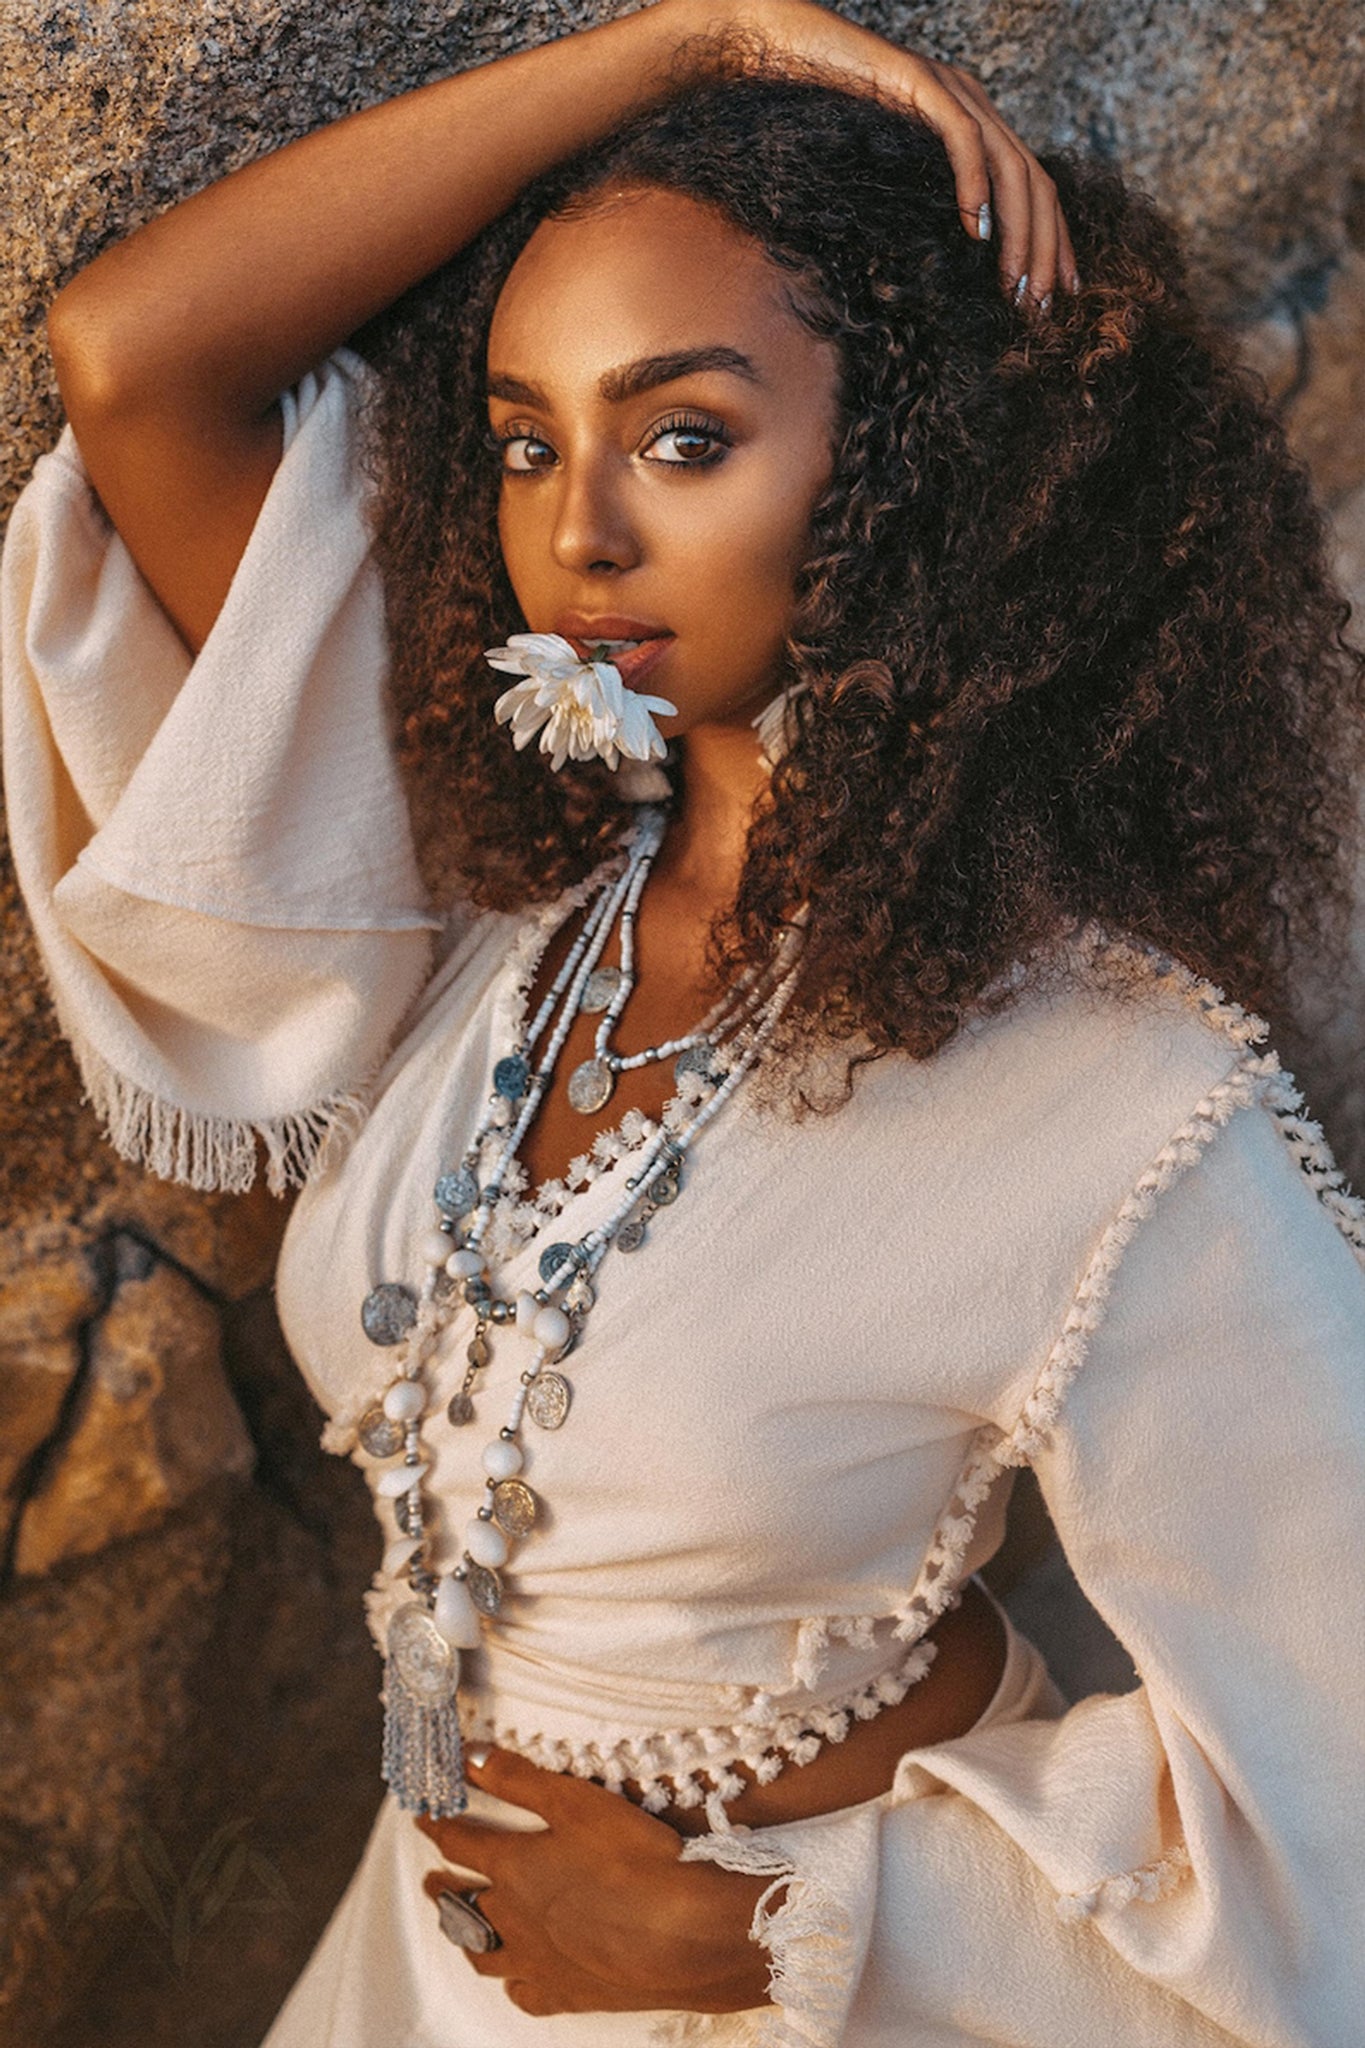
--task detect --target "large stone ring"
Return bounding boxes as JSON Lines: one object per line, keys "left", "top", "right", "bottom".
{"left": 436, "top": 1887, "right": 503, "bottom": 1954}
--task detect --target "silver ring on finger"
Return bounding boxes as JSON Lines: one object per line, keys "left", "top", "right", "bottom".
{"left": 437, "top": 1887, "right": 504, "bottom": 1954}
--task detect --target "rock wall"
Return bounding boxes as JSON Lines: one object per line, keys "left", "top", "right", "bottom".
{"left": 2, "top": 5, "right": 1363, "bottom": 2043}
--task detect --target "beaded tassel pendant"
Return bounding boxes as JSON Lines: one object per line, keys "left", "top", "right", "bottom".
{"left": 381, "top": 1601, "right": 467, "bottom": 1815}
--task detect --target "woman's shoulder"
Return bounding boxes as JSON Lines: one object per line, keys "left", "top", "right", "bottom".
{"left": 835, "top": 930, "right": 1281, "bottom": 1228}
{"left": 983, "top": 928, "right": 1268, "bottom": 1109}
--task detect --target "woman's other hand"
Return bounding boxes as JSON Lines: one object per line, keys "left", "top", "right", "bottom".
{"left": 417, "top": 1747, "right": 774, "bottom": 2015}
{"left": 679, "top": 0, "right": 1077, "bottom": 305}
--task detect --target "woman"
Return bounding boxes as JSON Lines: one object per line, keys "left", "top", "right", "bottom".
{"left": 3, "top": 1, "right": 1364, "bottom": 2042}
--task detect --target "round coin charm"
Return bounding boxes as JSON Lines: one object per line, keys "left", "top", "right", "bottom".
{"left": 387, "top": 1602, "right": 459, "bottom": 1706}
{"left": 359, "top": 1405, "right": 405, "bottom": 1458}
{"left": 539, "top": 1242, "right": 576, "bottom": 1288}
{"left": 649, "top": 1174, "right": 680, "bottom": 1206}
{"left": 615, "top": 1216, "right": 647, "bottom": 1253}
{"left": 526, "top": 1371, "right": 572, "bottom": 1431}
{"left": 446, "top": 1391, "right": 475, "bottom": 1427}
{"left": 581, "top": 965, "right": 623, "bottom": 1013}
{"left": 674, "top": 1042, "right": 718, "bottom": 1084}
{"left": 361, "top": 1282, "right": 419, "bottom": 1347}
{"left": 492, "top": 1478, "right": 538, "bottom": 1536}
{"left": 493, "top": 1053, "right": 530, "bottom": 1101}
{"left": 465, "top": 1563, "right": 502, "bottom": 1616}
{"left": 567, "top": 1058, "right": 614, "bottom": 1115}
{"left": 434, "top": 1168, "right": 479, "bottom": 1221}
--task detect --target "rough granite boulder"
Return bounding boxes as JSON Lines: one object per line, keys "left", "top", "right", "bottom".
{"left": 1, "top": 6, "right": 1362, "bottom": 2044}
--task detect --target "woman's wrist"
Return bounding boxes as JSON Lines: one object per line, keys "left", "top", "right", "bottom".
{"left": 643, "top": 1856, "right": 776, "bottom": 2010}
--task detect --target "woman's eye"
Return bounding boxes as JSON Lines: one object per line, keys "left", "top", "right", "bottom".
{"left": 642, "top": 417, "right": 730, "bottom": 466}
{"left": 499, "top": 433, "right": 556, "bottom": 473}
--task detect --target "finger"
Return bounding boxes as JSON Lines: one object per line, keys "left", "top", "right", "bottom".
{"left": 1022, "top": 162, "right": 1060, "bottom": 305}
{"left": 896, "top": 66, "right": 993, "bottom": 246}
{"left": 949, "top": 68, "right": 1081, "bottom": 298}
{"left": 422, "top": 1870, "right": 518, "bottom": 1977}
{"left": 1056, "top": 207, "right": 1082, "bottom": 296}
{"left": 423, "top": 1867, "right": 488, "bottom": 1907}
{"left": 507, "top": 1981, "right": 560, "bottom": 2017}
{"left": 414, "top": 1811, "right": 510, "bottom": 1881}
{"left": 938, "top": 71, "right": 1034, "bottom": 285}
{"left": 467, "top": 1744, "right": 582, "bottom": 1823}
{"left": 976, "top": 127, "right": 1035, "bottom": 295}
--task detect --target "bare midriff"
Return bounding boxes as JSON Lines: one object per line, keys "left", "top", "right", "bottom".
{"left": 638, "top": 1579, "right": 1008, "bottom": 1839}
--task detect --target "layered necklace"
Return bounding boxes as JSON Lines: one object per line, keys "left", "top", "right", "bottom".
{"left": 353, "top": 803, "right": 802, "bottom": 1817}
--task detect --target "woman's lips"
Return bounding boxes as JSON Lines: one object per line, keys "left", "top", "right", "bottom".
{"left": 567, "top": 633, "right": 675, "bottom": 690}
{"left": 607, "top": 638, "right": 673, "bottom": 689}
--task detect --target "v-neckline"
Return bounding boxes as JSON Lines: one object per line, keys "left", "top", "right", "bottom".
{"left": 480, "top": 837, "right": 702, "bottom": 1264}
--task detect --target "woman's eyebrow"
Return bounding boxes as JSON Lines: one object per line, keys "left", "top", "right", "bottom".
{"left": 599, "top": 346, "right": 762, "bottom": 401}
{"left": 486, "top": 346, "right": 762, "bottom": 410}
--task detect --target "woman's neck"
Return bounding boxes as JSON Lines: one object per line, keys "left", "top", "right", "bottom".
{"left": 650, "top": 722, "right": 770, "bottom": 911}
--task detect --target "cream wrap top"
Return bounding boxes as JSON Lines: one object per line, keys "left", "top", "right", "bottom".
{"left": 4, "top": 353, "right": 1364, "bottom": 2048}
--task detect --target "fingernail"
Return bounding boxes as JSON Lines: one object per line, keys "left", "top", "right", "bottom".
{"left": 1012, "top": 272, "right": 1030, "bottom": 305}
{"left": 1038, "top": 292, "right": 1053, "bottom": 315}
{"left": 1065, "top": 271, "right": 1081, "bottom": 295}
{"left": 977, "top": 201, "right": 992, "bottom": 243}
{"left": 467, "top": 1746, "right": 491, "bottom": 1770}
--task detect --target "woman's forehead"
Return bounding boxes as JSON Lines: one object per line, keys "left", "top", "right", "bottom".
{"left": 487, "top": 189, "right": 832, "bottom": 403}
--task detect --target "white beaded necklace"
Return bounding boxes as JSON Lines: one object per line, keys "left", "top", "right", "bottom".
{"left": 355, "top": 805, "right": 802, "bottom": 1817}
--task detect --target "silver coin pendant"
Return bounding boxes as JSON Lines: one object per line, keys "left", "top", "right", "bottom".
{"left": 387, "top": 1602, "right": 459, "bottom": 1706}
{"left": 538, "top": 1242, "right": 576, "bottom": 1287}
{"left": 581, "top": 965, "right": 623, "bottom": 1014}
{"left": 674, "top": 1042, "right": 718, "bottom": 1083}
{"left": 359, "top": 1405, "right": 405, "bottom": 1458}
{"left": 526, "top": 1371, "right": 572, "bottom": 1430}
{"left": 615, "top": 1216, "right": 647, "bottom": 1254}
{"left": 567, "top": 1058, "right": 614, "bottom": 1115}
{"left": 434, "top": 1168, "right": 479, "bottom": 1220}
{"left": 361, "top": 1281, "right": 419, "bottom": 1346}
{"left": 466, "top": 1563, "right": 502, "bottom": 1616}
{"left": 492, "top": 1478, "right": 538, "bottom": 1537}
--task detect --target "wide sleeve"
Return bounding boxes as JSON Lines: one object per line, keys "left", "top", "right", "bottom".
{"left": 1, "top": 350, "right": 444, "bottom": 1193}
{"left": 684, "top": 1086, "right": 1365, "bottom": 2048}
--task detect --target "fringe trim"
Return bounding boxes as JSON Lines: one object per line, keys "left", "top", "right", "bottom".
{"left": 779, "top": 945, "right": 1287, "bottom": 1677}
{"left": 791, "top": 1615, "right": 877, "bottom": 1690}
{"left": 679, "top": 1831, "right": 855, "bottom": 2048}
{"left": 447, "top": 1639, "right": 937, "bottom": 1829}
{"left": 1054, "top": 1843, "right": 1194, "bottom": 1922}
{"left": 866, "top": 1047, "right": 1275, "bottom": 1653}
{"left": 1001, "top": 1049, "right": 1278, "bottom": 1466}
{"left": 1262, "top": 1071, "right": 1365, "bottom": 1267}
{"left": 650, "top": 2017, "right": 767, "bottom": 2046}
{"left": 856, "top": 935, "right": 1365, "bottom": 1657}
{"left": 748, "top": 1872, "right": 854, "bottom": 2048}
{"left": 71, "top": 1023, "right": 369, "bottom": 1194}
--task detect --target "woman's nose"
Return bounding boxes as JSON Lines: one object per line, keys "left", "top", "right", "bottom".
{"left": 550, "top": 459, "right": 641, "bottom": 576}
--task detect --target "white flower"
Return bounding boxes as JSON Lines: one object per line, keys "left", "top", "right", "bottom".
{"left": 484, "top": 633, "right": 676, "bottom": 772}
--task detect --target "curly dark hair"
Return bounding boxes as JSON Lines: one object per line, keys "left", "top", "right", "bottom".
{"left": 359, "top": 63, "right": 1364, "bottom": 1078}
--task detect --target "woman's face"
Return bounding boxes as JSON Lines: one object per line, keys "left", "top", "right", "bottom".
{"left": 486, "top": 187, "right": 842, "bottom": 738}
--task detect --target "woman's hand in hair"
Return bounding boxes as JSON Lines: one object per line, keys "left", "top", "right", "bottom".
{"left": 688, "top": 0, "right": 1077, "bottom": 305}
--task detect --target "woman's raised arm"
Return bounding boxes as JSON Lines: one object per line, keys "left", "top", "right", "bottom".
{"left": 45, "top": 0, "right": 1072, "bottom": 653}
